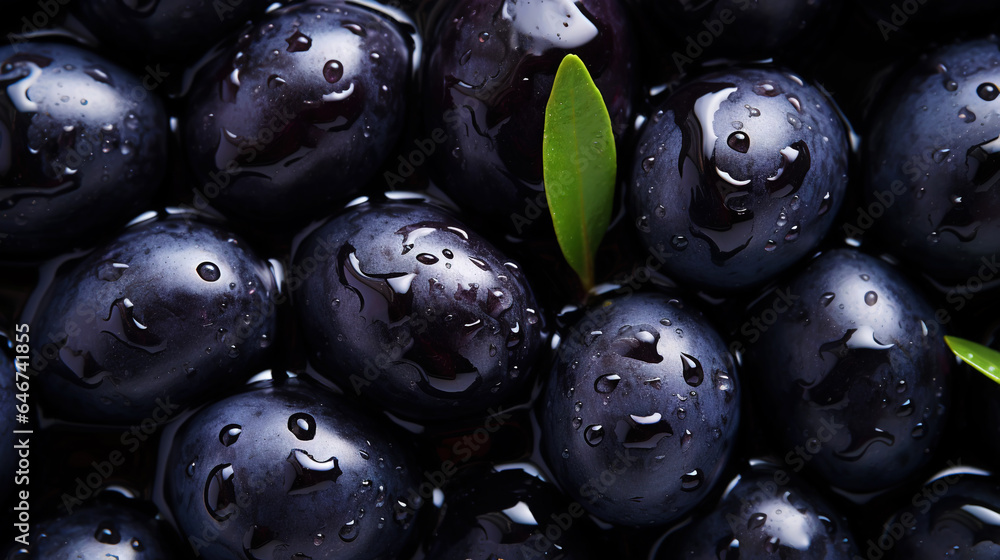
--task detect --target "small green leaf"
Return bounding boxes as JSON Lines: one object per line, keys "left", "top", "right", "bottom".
{"left": 944, "top": 335, "right": 1000, "bottom": 386}
{"left": 543, "top": 54, "right": 616, "bottom": 294}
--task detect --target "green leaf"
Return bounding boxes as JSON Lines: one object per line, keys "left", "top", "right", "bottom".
{"left": 543, "top": 54, "right": 617, "bottom": 294}
{"left": 944, "top": 335, "right": 1000, "bottom": 386}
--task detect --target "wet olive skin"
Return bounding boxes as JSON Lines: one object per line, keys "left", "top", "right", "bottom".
{"left": 629, "top": 67, "right": 848, "bottom": 292}
{"left": 866, "top": 38, "right": 1000, "bottom": 281}
{"left": 743, "top": 250, "right": 952, "bottom": 493}
{"left": 74, "top": 0, "right": 274, "bottom": 62}
{"left": 4, "top": 501, "right": 182, "bottom": 559}
{"left": 0, "top": 43, "right": 168, "bottom": 258}
{"left": 422, "top": 0, "right": 634, "bottom": 239}
{"left": 292, "top": 196, "right": 545, "bottom": 421}
{"left": 654, "top": 460, "right": 859, "bottom": 560}
{"left": 28, "top": 213, "right": 277, "bottom": 425}
{"left": 183, "top": 1, "right": 411, "bottom": 228}
{"left": 881, "top": 470, "right": 1000, "bottom": 560}
{"left": 539, "top": 292, "right": 740, "bottom": 526}
{"left": 424, "top": 463, "right": 597, "bottom": 560}
{"left": 164, "top": 379, "right": 421, "bottom": 560}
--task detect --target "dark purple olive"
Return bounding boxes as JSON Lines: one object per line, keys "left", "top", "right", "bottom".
{"left": 880, "top": 467, "right": 1000, "bottom": 560}
{"left": 74, "top": 0, "right": 274, "bottom": 62}
{"left": 865, "top": 38, "right": 1000, "bottom": 281}
{"left": 27, "top": 211, "right": 277, "bottom": 425}
{"left": 629, "top": 67, "right": 849, "bottom": 292}
{"left": 539, "top": 291, "right": 740, "bottom": 526}
{"left": 292, "top": 194, "right": 546, "bottom": 421}
{"left": 0, "top": 42, "right": 167, "bottom": 258}
{"left": 653, "top": 458, "right": 860, "bottom": 559}
{"left": 422, "top": 0, "right": 635, "bottom": 239}
{"left": 164, "top": 377, "right": 422, "bottom": 560}
{"left": 183, "top": 0, "right": 414, "bottom": 229}
{"left": 742, "top": 249, "right": 952, "bottom": 493}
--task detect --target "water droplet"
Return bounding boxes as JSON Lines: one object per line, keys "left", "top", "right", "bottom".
{"left": 339, "top": 520, "right": 359, "bottom": 542}
{"left": 784, "top": 225, "right": 800, "bottom": 242}
{"left": 897, "top": 399, "right": 914, "bottom": 417}
{"left": 959, "top": 106, "right": 977, "bottom": 123}
{"left": 764, "top": 240, "right": 778, "bottom": 252}
{"left": 286, "top": 30, "right": 312, "bottom": 52}
{"left": 944, "top": 79, "right": 958, "bottom": 91}
{"left": 595, "top": 373, "right": 621, "bottom": 393}
{"left": 912, "top": 423, "right": 926, "bottom": 438}
{"left": 747, "top": 512, "right": 767, "bottom": 530}
{"left": 933, "top": 148, "right": 952, "bottom": 163}
{"left": 636, "top": 215, "right": 650, "bottom": 232}
{"left": 680, "top": 353, "right": 703, "bottom": 387}
{"left": 745, "top": 104, "right": 761, "bottom": 117}
{"left": 776, "top": 211, "right": 788, "bottom": 228}
{"left": 94, "top": 521, "right": 120, "bottom": 544}
{"left": 681, "top": 429, "right": 692, "bottom": 448}
{"left": 130, "top": 538, "right": 143, "bottom": 551}
{"left": 97, "top": 261, "right": 129, "bottom": 282}
{"left": 561, "top": 448, "right": 570, "bottom": 459}
{"left": 267, "top": 74, "right": 286, "bottom": 88}
{"left": 285, "top": 449, "right": 343, "bottom": 495}
{"left": 288, "top": 412, "right": 316, "bottom": 440}
{"left": 670, "top": 235, "right": 688, "bottom": 251}
{"left": 186, "top": 459, "right": 197, "bottom": 477}
{"left": 680, "top": 469, "right": 704, "bottom": 491}
{"left": 342, "top": 22, "right": 365, "bottom": 36}
{"left": 754, "top": 81, "right": 782, "bottom": 97}
{"left": 220, "top": 424, "right": 242, "bottom": 446}
{"left": 660, "top": 318, "right": 672, "bottom": 326}
{"left": 574, "top": 401, "right": 583, "bottom": 413}
{"left": 323, "top": 60, "right": 344, "bottom": 83}
{"left": 978, "top": 82, "right": 999, "bottom": 101}
{"left": 197, "top": 262, "right": 221, "bottom": 282}
{"left": 479, "top": 31, "right": 490, "bottom": 42}
{"left": 727, "top": 131, "right": 750, "bottom": 153}
{"left": 820, "top": 292, "right": 835, "bottom": 306}
{"left": 416, "top": 253, "right": 438, "bottom": 265}
{"left": 676, "top": 408, "right": 686, "bottom": 419}
{"left": 204, "top": 464, "right": 237, "bottom": 521}
{"left": 584, "top": 425, "right": 605, "bottom": 446}
{"left": 612, "top": 326, "right": 663, "bottom": 363}
{"left": 896, "top": 380, "right": 907, "bottom": 393}
{"left": 80, "top": 98, "right": 88, "bottom": 105}
{"left": 642, "top": 156, "right": 656, "bottom": 173}
{"left": 865, "top": 291, "right": 878, "bottom": 306}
